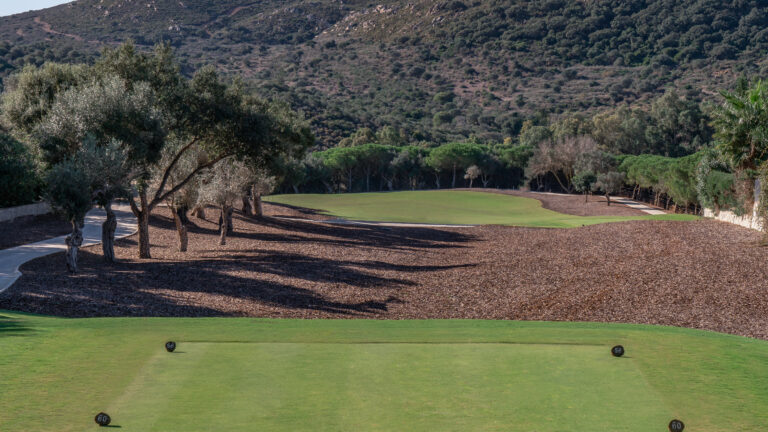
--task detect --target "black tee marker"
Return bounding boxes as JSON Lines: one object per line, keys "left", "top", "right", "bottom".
{"left": 669, "top": 419, "right": 685, "bottom": 431}
{"left": 94, "top": 412, "right": 111, "bottom": 426}
{"left": 611, "top": 345, "right": 625, "bottom": 357}
{"left": 165, "top": 341, "right": 177, "bottom": 352}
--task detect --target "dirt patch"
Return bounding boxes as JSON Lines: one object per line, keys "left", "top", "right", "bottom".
{"left": 0, "top": 213, "right": 71, "bottom": 250}
{"left": 458, "top": 188, "right": 648, "bottom": 216}
{"left": 2, "top": 204, "right": 767, "bottom": 340}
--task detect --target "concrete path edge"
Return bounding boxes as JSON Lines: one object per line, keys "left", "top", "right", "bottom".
{"left": 0, "top": 203, "right": 137, "bottom": 294}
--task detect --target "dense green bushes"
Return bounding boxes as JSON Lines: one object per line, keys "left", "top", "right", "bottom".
{"left": 0, "top": 133, "right": 40, "bottom": 207}
{"left": 619, "top": 153, "right": 703, "bottom": 211}
{"left": 285, "top": 141, "right": 531, "bottom": 193}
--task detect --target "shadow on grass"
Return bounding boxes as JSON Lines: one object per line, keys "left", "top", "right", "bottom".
{"left": 0, "top": 314, "right": 33, "bottom": 338}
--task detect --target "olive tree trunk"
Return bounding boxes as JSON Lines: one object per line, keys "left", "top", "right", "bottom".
{"left": 136, "top": 190, "right": 152, "bottom": 259}
{"left": 251, "top": 185, "right": 263, "bottom": 218}
{"left": 605, "top": 193, "right": 611, "bottom": 206}
{"left": 242, "top": 194, "right": 253, "bottom": 217}
{"left": 192, "top": 205, "right": 206, "bottom": 220}
{"left": 219, "top": 205, "right": 231, "bottom": 245}
{"left": 101, "top": 201, "right": 117, "bottom": 263}
{"left": 65, "top": 220, "right": 83, "bottom": 273}
{"left": 171, "top": 206, "right": 188, "bottom": 252}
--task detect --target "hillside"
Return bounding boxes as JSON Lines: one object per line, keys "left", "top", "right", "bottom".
{"left": 1, "top": 0, "right": 767, "bottom": 146}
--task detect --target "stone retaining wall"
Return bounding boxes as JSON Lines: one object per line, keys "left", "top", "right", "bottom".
{"left": 0, "top": 202, "right": 51, "bottom": 223}
{"left": 703, "top": 179, "right": 764, "bottom": 231}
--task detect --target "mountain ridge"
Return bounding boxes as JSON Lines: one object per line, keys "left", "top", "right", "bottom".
{"left": 0, "top": 0, "right": 766, "bottom": 146}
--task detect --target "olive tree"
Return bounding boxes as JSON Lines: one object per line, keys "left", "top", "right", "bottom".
{"left": 71, "top": 140, "right": 132, "bottom": 262}
{"left": 464, "top": 165, "right": 481, "bottom": 188}
{"left": 247, "top": 170, "right": 276, "bottom": 218}
{"left": 149, "top": 140, "right": 206, "bottom": 252}
{"left": 527, "top": 136, "right": 598, "bottom": 193}
{"left": 45, "top": 162, "right": 91, "bottom": 272}
{"left": 197, "top": 158, "right": 254, "bottom": 245}
{"left": 95, "top": 44, "right": 312, "bottom": 258}
{"left": 2, "top": 62, "right": 87, "bottom": 149}
{"left": 33, "top": 76, "right": 165, "bottom": 261}
{"left": 572, "top": 170, "right": 597, "bottom": 203}
{"left": 594, "top": 172, "right": 626, "bottom": 206}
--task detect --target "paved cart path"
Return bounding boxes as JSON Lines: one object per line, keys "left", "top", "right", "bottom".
{"left": 0, "top": 204, "right": 137, "bottom": 293}
{"left": 607, "top": 197, "right": 667, "bottom": 215}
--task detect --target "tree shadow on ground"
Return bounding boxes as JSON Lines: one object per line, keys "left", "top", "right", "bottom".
{"left": 174, "top": 209, "right": 477, "bottom": 252}
{"left": 0, "top": 247, "right": 471, "bottom": 318}
{"left": 0, "top": 207, "right": 477, "bottom": 318}
{"left": 0, "top": 314, "right": 33, "bottom": 338}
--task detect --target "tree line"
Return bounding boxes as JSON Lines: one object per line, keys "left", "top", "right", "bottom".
{"left": 0, "top": 42, "right": 313, "bottom": 271}
{"left": 268, "top": 80, "right": 766, "bottom": 227}
{"left": 2, "top": 42, "right": 768, "bottom": 277}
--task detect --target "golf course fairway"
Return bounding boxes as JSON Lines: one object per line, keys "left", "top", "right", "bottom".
{"left": 1, "top": 313, "right": 766, "bottom": 431}
{"left": 265, "top": 191, "right": 697, "bottom": 227}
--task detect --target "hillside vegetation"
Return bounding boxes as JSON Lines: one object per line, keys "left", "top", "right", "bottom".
{"left": 1, "top": 0, "right": 768, "bottom": 146}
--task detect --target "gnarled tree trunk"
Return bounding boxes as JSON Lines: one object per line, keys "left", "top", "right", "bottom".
{"left": 101, "top": 201, "right": 117, "bottom": 263}
{"left": 226, "top": 207, "right": 234, "bottom": 233}
{"left": 137, "top": 190, "right": 151, "bottom": 259}
{"left": 172, "top": 206, "right": 188, "bottom": 252}
{"left": 242, "top": 194, "right": 253, "bottom": 217}
{"left": 219, "top": 205, "right": 231, "bottom": 245}
{"left": 192, "top": 205, "right": 206, "bottom": 220}
{"left": 251, "top": 185, "right": 264, "bottom": 218}
{"left": 65, "top": 220, "right": 83, "bottom": 273}
{"left": 605, "top": 193, "right": 611, "bottom": 206}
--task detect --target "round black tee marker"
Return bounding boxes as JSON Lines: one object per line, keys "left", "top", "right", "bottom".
{"left": 669, "top": 419, "right": 685, "bottom": 431}
{"left": 165, "top": 341, "right": 177, "bottom": 352}
{"left": 94, "top": 412, "right": 111, "bottom": 426}
{"left": 611, "top": 345, "right": 625, "bottom": 357}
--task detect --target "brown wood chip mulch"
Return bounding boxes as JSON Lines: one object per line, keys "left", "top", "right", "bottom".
{"left": 0, "top": 213, "right": 71, "bottom": 250}
{"left": 2, "top": 200, "right": 767, "bottom": 340}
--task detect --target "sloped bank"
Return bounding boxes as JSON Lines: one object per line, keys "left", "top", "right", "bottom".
{"left": 1, "top": 204, "right": 767, "bottom": 340}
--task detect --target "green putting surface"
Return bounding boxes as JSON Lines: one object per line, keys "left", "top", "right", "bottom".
{"left": 265, "top": 191, "right": 698, "bottom": 227}
{"left": 2, "top": 314, "right": 767, "bottom": 431}
{"left": 111, "top": 342, "right": 667, "bottom": 431}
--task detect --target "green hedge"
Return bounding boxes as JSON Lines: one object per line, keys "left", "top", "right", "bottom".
{"left": 0, "top": 133, "right": 40, "bottom": 208}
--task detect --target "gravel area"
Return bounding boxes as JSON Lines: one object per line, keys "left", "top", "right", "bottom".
{"left": 2, "top": 203, "right": 767, "bottom": 340}
{"left": 0, "top": 213, "right": 71, "bottom": 250}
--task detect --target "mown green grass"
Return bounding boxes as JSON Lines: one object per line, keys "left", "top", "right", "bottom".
{"left": 265, "top": 191, "right": 698, "bottom": 227}
{"left": 1, "top": 313, "right": 766, "bottom": 431}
